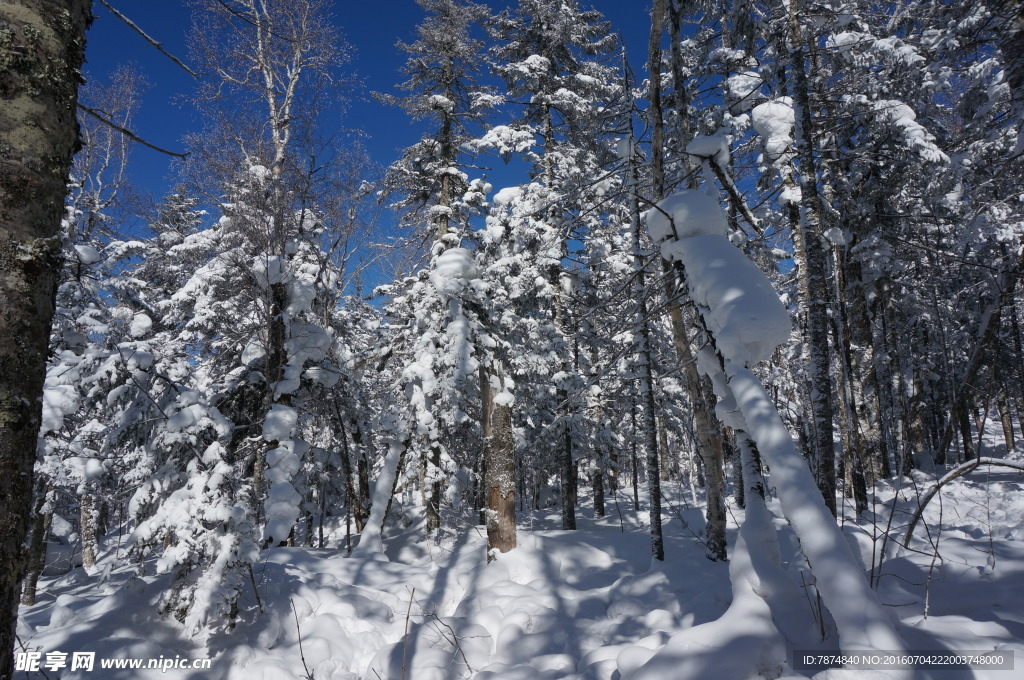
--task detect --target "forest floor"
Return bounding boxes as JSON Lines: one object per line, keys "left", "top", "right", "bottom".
{"left": 15, "top": 433, "right": 1024, "bottom": 679}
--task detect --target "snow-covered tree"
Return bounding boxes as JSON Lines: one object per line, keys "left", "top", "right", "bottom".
{"left": 377, "top": 0, "right": 493, "bottom": 537}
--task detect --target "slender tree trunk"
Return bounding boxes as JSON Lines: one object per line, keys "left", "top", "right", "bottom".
{"left": 424, "top": 441, "right": 442, "bottom": 534}
{"left": 647, "top": 0, "right": 726, "bottom": 559}
{"left": 658, "top": 416, "right": 673, "bottom": 482}
{"left": 997, "top": 384, "right": 1015, "bottom": 451}
{"left": 728, "top": 430, "right": 746, "bottom": 509}
{"left": 80, "top": 491, "right": 97, "bottom": 571}
{"left": 785, "top": 0, "right": 838, "bottom": 515}
{"left": 630, "top": 397, "right": 640, "bottom": 511}
{"left": 21, "top": 479, "right": 51, "bottom": 607}
{"left": 587, "top": 337, "right": 607, "bottom": 518}
{"left": 353, "top": 425, "right": 370, "bottom": 532}
{"left": 959, "top": 407, "right": 976, "bottom": 462}
{"left": 0, "top": 3, "right": 91, "bottom": 675}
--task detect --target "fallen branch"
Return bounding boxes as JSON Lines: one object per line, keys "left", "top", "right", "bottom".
{"left": 902, "top": 457, "right": 1024, "bottom": 547}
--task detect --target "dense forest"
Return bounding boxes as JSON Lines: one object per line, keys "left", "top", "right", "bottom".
{"left": 2, "top": 0, "right": 1023, "bottom": 678}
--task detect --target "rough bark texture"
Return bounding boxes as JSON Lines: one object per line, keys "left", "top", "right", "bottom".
{"left": 0, "top": 2, "right": 91, "bottom": 676}
{"left": 483, "top": 366, "right": 515, "bottom": 560}
{"left": 80, "top": 491, "right": 97, "bottom": 571}
{"left": 20, "top": 478, "right": 50, "bottom": 607}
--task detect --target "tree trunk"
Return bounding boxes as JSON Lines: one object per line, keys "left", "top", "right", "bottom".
{"left": 658, "top": 416, "right": 673, "bottom": 482}
{"left": 21, "top": 479, "right": 51, "bottom": 607}
{"left": 785, "top": 0, "right": 837, "bottom": 515}
{"left": 997, "top": 384, "right": 1015, "bottom": 451}
{"left": 0, "top": 2, "right": 91, "bottom": 675}
{"left": 424, "top": 441, "right": 442, "bottom": 534}
{"left": 648, "top": 0, "right": 726, "bottom": 560}
{"left": 482, "top": 365, "right": 515, "bottom": 560}
{"left": 630, "top": 398, "right": 640, "bottom": 511}
{"left": 80, "top": 491, "right": 97, "bottom": 571}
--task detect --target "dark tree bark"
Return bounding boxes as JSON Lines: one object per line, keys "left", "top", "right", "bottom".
{"left": 0, "top": 2, "right": 92, "bottom": 676}
{"left": 785, "top": 0, "right": 838, "bottom": 515}
{"left": 20, "top": 477, "right": 51, "bottom": 607}
{"left": 482, "top": 366, "right": 515, "bottom": 560}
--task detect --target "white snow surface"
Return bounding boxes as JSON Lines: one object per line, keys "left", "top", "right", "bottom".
{"left": 661, "top": 234, "right": 791, "bottom": 366}
{"left": 73, "top": 244, "right": 103, "bottom": 265}
{"left": 262, "top": 404, "right": 297, "bottom": 442}
{"left": 17, "top": 447, "right": 1024, "bottom": 680}
{"left": 129, "top": 313, "right": 152, "bottom": 338}
{"left": 645, "top": 190, "right": 731, "bottom": 243}
{"left": 726, "top": 71, "right": 763, "bottom": 109}
{"left": 727, "top": 365, "right": 909, "bottom": 663}
{"left": 41, "top": 382, "right": 79, "bottom": 434}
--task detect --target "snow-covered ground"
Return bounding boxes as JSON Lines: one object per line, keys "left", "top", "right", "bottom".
{"left": 16, "top": 439, "right": 1024, "bottom": 679}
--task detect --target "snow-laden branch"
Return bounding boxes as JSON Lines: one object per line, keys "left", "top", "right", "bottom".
{"left": 642, "top": 188, "right": 909, "bottom": 673}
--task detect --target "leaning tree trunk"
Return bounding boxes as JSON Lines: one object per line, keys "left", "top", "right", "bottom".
{"left": 0, "top": 2, "right": 92, "bottom": 676}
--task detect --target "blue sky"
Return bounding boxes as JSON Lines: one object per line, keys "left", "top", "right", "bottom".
{"left": 83, "top": 1, "right": 653, "bottom": 204}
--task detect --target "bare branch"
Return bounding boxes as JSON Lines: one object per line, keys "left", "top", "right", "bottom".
{"left": 213, "top": 0, "right": 298, "bottom": 43}
{"left": 77, "top": 104, "right": 189, "bottom": 158}
{"left": 96, "top": 0, "right": 201, "bottom": 79}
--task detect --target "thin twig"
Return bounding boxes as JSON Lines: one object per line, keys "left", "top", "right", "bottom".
{"left": 248, "top": 564, "right": 264, "bottom": 613}
{"left": 402, "top": 587, "right": 416, "bottom": 680}
{"left": 429, "top": 615, "right": 475, "bottom": 674}
{"left": 214, "top": 0, "right": 298, "bottom": 43}
{"left": 290, "top": 599, "right": 313, "bottom": 679}
{"left": 96, "top": 0, "right": 201, "bottom": 79}
{"left": 78, "top": 104, "right": 189, "bottom": 158}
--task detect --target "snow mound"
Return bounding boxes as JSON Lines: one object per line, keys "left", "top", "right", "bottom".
{"left": 645, "top": 191, "right": 730, "bottom": 242}
{"left": 726, "top": 71, "right": 762, "bottom": 109}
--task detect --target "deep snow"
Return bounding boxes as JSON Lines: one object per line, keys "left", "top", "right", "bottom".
{"left": 15, "top": 434, "right": 1024, "bottom": 679}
